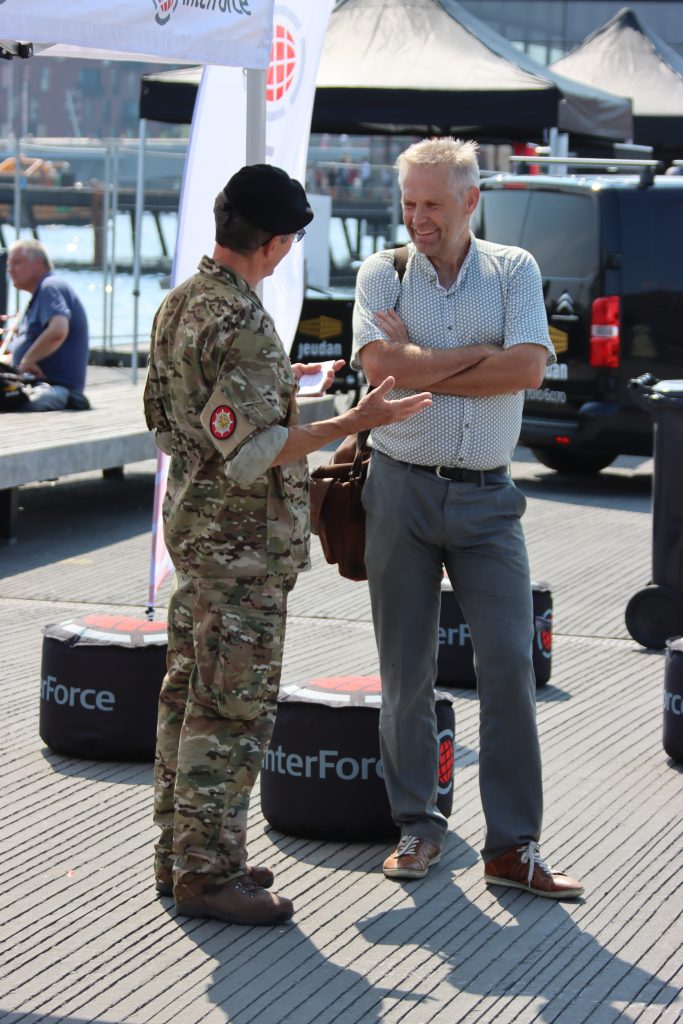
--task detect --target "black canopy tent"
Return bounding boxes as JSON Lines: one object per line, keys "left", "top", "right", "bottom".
{"left": 140, "top": 0, "right": 632, "bottom": 145}
{"left": 311, "top": 0, "right": 632, "bottom": 144}
{"left": 551, "top": 7, "right": 683, "bottom": 151}
{"left": 140, "top": 66, "right": 202, "bottom": 125}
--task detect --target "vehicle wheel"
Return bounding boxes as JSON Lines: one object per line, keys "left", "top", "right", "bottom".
{"left": 625, "top": 584, "right": 683, "bottom": 650}
{"left": 530, "top": 447, "right": 615, "bottom": 475}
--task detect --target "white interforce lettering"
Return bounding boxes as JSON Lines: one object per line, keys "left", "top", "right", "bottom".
{"left": 263, "top": 745, "right": 385, "bottom": 780}
{"left": 664, "top": 690, "right": 682, "bottom": 715}
{"left": 41, "top": 675, "right": 115, "bottom": 712}
{"left": 438, "top": 623, "right": 471, "bottom": 647}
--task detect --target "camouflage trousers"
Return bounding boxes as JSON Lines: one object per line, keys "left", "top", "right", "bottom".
{"left": 153, "top": 570, "right": 296, "bottom": 887}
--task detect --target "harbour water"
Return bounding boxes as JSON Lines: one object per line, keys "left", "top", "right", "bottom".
{"left": 8, "top": 213, "right": 178, "bottom": 351}
{"left": 7, "top": 207, "right": 399, "bottom": 354}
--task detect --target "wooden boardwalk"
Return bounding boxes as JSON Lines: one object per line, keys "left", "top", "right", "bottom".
{"left": 1, "top": 445, "right": 682, "bottom": 1024}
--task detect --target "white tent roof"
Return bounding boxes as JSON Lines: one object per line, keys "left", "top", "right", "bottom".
{"left": 0, "top": 0, "right": 275, "bottom": 68}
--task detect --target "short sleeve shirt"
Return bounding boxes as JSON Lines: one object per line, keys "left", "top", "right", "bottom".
{"left": 352, "top": 237, "right": 555, "bottom": 468}
{"left": 13, "top": 272, "right": 89, "bottom": 391}
{"left": 144, "top": 256, "right": 310, "bottom": 580}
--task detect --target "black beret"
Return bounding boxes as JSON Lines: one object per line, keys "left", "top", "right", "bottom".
{"left": 224, "top": 164, "right": 313, "bottom": 235}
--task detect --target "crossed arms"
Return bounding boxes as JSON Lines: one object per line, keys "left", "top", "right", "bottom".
{"left": 360, "top": 309, "right": 547, "bottom": 398}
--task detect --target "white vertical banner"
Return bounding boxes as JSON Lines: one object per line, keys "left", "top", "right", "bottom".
{"left": 171, "top": 65, "right": 248, "bottom": 288}
{"left": 148, "top": 0, "right": 333, "bottom": 612}
{"left": 262, "top": 0, "right": 336, "bottom": 347}
{"left": 148, "top": 65, "right": 247, "bottom": 616}
{"left": 171, "top": 0, "right": 334, "bottom": 342}
{"left": 146, "top": 449, "right": 174, "bottom": 616}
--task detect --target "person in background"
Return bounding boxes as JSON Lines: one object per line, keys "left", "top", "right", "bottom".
{"left": 352, "top": 137, "right": 584, "bottom": 900}
{"left": 6, "top": 239, "right": 89, "bottom": 411}
{"left": 144, "top": 163, "right": 432, "bottom": 927}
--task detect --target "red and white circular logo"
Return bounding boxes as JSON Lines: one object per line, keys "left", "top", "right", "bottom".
{"left": 152, "top": 0, "right": 178, "bottom": 27}
{"left": 535, "top": 609, "right": 553, "bottom": 659}
{"left": 437, "top": 728, "right": 455, "bottom": 795}
{"left": 210, "top": 405, "right": 236, "bottom": 440}
{"left": 57, "top": 614, "right": 168, "bottom": 647}
{"left": 283, "top": 675, "right": 382, "bottom": 706}
{"left": 266, "top": 6, "right": 305, "bottom": 119}
{"left": 267, "top": 23, "right": 297, "bottom": 102}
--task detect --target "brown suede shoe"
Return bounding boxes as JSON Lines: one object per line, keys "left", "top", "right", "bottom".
{"left": 174, "top": 873, "right": 293, "bottom": 925}
{"left": 383, "top": 835, "right": 441, "bottom": 879}
{"left": 155, "top": 862, "right": 275, "bottom": 898}
{"left": 484, "top": 842, "right": 584, "bottom": 900}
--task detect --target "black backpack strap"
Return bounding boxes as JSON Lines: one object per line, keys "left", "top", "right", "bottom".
{"left": 391, "top": 244, "right": 409, "bottom": 283}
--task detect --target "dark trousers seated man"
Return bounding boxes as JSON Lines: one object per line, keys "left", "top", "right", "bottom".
{"left": 6, "top": 239, "right": 89, "bottom": 411}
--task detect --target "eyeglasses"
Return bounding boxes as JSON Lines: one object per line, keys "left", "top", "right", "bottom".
{"left": 292, "top": 228, "right": 306, "bottom": 243}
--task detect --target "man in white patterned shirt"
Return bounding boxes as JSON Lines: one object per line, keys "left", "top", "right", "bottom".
{"left": 352, "top": 137, "right": 584, "bottom": 899}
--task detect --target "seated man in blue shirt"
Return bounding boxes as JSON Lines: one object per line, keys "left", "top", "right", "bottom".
{"left": 7, "top": 239, "right": 89, "bottom": 411}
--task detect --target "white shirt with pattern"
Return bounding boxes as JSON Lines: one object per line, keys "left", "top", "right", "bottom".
{"left": 351, "top": 236, "right": 555, "bottom": 469}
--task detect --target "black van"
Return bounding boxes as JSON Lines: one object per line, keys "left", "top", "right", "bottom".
{"left": 477, "top": 165, "right": 683, "bottom": 473}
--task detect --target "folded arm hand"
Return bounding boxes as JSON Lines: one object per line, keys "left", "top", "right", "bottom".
{"left": 362, "top": 309, "right": 495, "bottom": 389}
{"left": 366, "top": 309, "right": 546, "bottom": 396}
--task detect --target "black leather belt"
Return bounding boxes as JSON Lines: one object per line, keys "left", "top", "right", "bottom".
{"left": 413, "top": 463, "right": 508, "bottom": 483}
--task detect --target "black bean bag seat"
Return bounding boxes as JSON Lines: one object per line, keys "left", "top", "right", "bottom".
{"left": 437, "top": 579, "right": 552, "bottom": 688}
{"left": 40, "top": 614, "right": 167, "bottom": 761}
{"left": 260, "top": 674, "right": 455, "bottom": 840}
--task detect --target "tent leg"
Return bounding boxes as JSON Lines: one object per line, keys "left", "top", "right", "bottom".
{"left": 246, "top": 69, "right": 267, "bottom": 166}
{"left": 246, "top": 68, "right": 267, "bottom": 299}
{"left": 132, "top": 118, "right": 147, "bottom": 385}
{"left": 548, "top": 129, "right": 569, "bottom": 175}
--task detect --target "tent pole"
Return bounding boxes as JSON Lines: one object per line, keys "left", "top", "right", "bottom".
{"left": 548, "top": 128, "right": 569, "bottom": 176}
{"left": 132, "top": 118, "right": 147, "bottom": 386}
{"left": 108, "top": 139, "right": 120, "bottom": 352}
{"left": 246, "top": 68, "right": 267, "bottom": 166}
{"left": 101, "top": 143, "right": 111, "bottom": 350}
{"left": 13, "top": 132, "right": 21, "bottom": 240}
{"left": 11, "top": 132, "right": 21, "bottom": 313}
{"left": 246, "top": 68, "right": 267, "bottom": 299}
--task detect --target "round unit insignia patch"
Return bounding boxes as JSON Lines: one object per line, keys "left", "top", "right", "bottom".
{"left": 210, "top": 405, "right": 236, "bottom": 440}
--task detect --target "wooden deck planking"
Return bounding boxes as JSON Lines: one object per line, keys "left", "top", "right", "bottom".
{"left": 0, "top": 449, "right": 681, "bottom": 1024}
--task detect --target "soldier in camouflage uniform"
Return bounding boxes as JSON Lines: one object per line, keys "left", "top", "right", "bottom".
{"left": 144, "top": 164, "right": 432, "bottom": 926}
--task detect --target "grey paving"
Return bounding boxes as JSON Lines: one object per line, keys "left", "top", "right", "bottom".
{"left": 1, "top": 445, "right": 682, "bottom": 1024}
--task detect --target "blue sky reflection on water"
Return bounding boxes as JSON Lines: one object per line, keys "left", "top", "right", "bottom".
{"left": 8, "top": 209, "right": 399, "bottom": 349}
{"left": 9, "top": 212, "right": 176, "bottom": 349}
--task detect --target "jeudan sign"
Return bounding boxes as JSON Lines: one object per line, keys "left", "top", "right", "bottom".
{"left": 0, "top": 0, "right": 275, "bottom": 68}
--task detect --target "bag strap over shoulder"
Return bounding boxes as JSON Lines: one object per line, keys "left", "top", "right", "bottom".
{"left": 391, "top": 244, "right": 409, "bottom": 283}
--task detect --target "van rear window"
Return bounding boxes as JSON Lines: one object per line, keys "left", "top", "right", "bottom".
{"left": 479, "top": 190, "right": 599, "bottom": 278}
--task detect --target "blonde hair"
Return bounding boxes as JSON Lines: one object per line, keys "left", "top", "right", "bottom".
{"left": 396, "top": 137, "right": 480, "bottom": 195}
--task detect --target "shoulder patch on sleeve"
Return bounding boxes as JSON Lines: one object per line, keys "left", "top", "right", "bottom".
{"left": 200, "top": 385, "right": 260, "bottom": 459}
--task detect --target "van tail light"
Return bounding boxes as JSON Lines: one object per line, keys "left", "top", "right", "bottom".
{"left": 590, "top": 296, "right": 621, "bottom": 368}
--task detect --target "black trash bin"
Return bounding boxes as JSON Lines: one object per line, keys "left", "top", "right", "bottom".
{"left": 663, "top": 637, "right": 683, "bottom": 763}
{"left": 626, "top": 375, "right": 683, "bottom": 649}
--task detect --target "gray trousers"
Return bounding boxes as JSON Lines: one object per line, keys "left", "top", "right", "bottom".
{"left": 362, "top": 451, "right": 543, "bottom": 861}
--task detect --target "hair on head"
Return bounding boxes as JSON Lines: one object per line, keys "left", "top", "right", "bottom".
{"left": 396, "top": 137, "right": 480, "bottom": 194}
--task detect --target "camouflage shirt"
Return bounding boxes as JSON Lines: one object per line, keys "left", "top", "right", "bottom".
{"left": 144, "top": 256, "right": 310, "bottom": 579}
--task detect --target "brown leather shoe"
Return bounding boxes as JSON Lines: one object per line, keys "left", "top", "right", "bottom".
{"left": 155, "top": 862, "right": 275, "bottom": 898}
{"left": 383, "top": 835, "right": 441, "bottom": 879}
{"left": 174, "top": 873, "right": 293, "bottom": 925}
{"left": 484, "top": 842, "right": 584, "bottom": 899}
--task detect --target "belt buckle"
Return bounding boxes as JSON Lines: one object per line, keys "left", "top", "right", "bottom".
{"left": 435, "top": 465, "right": 450, "bottom": 480}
